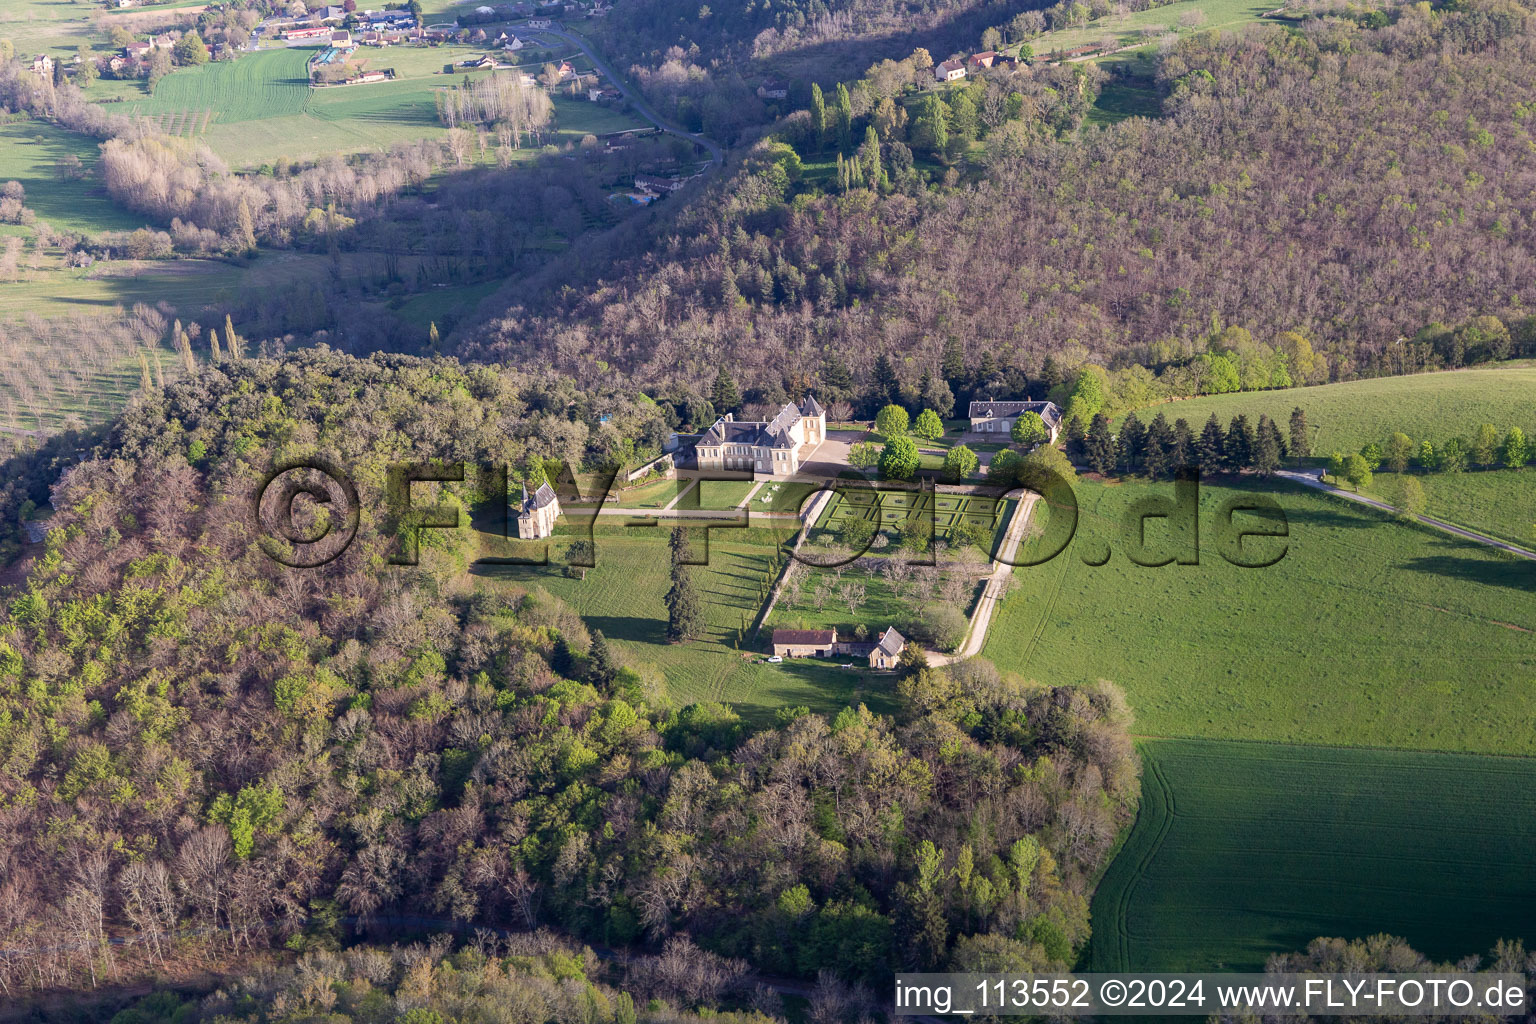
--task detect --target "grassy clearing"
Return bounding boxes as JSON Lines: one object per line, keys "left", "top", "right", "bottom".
{"left": 0, "top": 118, "right": 146, "bottom": 235}
{"left": 1086, "top": 77, "right": 1163, "bottom": 125}
{"left": 1122, "top": 365, "right": 1536, "bottom": 454}
{"left": 1021, "top": 0, "right": 1281, "bottom": 59}
{"left": 610, "top": 475, "right": 683, "bottom": 508}
{"left": 983, "top": 477, "right": 1536, "bottom": 756}
{"left": 1091, "top": 738, "right": 1536, "bottom": 971}
{"left": 474, "top": 528, "right": 896, "bottom": 720}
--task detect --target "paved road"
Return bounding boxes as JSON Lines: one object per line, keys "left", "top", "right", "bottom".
{"left": 539, "top": 22, "right": 724, "bottom": 165}
{"left": 929, "top": 488, "right": 1039, "bottom": 665}
{"left": 1275, "top": 469, "right": 1536, "bottom": 562}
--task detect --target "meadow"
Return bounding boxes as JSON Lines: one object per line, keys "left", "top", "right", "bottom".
{"left": 1122, "top": 365, "right": 1536, "bottom": 455}
{"left": 1090, "top": 738, "right": 1536, "bottom": 971}
{"left": 1361, "top": 469, "right": 1535, "bottom": 549}
{"left": 1020, "top": 0, "right": 1282, "bottom": 59}
{"left": 474, "top": 526, "right": 897, "bottom": 720}
{"left": 982, "top": 477, "right": 1536, "bottom": 755}
{"left": 0, "top": 118, "right": 146, "bottom": 235}
{"left": 120, "top": 43, "right": 650, "bottom": 167}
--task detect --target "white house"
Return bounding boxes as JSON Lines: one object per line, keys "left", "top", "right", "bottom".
{"left": 967, "top": 399, "right": 1064, "bottom": 441}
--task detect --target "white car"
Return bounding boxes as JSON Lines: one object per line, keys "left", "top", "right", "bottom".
{"left": 766, "top": 655, "right": 783, "bottom": 663}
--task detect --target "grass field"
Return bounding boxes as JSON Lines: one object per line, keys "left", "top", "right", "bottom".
{"left": 121, "top": 45, "right": 650, "bottom": 166}
{"left": 1361, "top": 469, "right": 1535, "bottom": 549}
{"left": 0, "top": 0, "right": 97, "bottom": 58}
{"left": 474, "top": 527, "right": 896, "bottom": 720}
{"left": 1021, "top": 0, "right": 1281, "bottom": 59}
{"left": 1091, "top": 739, "right": 1536, "bottom": 971}
{"left": 1122, "top": 365, "right": 1536, "bottom": 454}
{"left": 982, "top": 477, "right": 1536, "bottom": 755}
{"left": 0, "top": 118, "right": 146, "bottom": 235}
{"left": 1086, "top": 77, "right": 1163, "bottom": 126}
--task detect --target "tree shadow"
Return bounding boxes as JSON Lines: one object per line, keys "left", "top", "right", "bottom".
{"left": 1397, "top": 550, "right": 1536, "bottom": 597}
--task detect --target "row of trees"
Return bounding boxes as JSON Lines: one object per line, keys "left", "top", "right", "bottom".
{"left": 1328, "top": 424, "right": 1530, "bottom": 493}
{"left": 1078, "top": 409, "right": 1306, "bottom": 479}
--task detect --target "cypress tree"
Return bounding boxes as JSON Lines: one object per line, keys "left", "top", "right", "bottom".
{"left": 1289, "top": 407, "right": 1310, "bottom": 460}
{"left": 1197, "top": 414, "right": 1226, "bottom": 471}
{"left": 669, "top": 526, "right": 692, "bottom": 568}
{"left": 665, "top": 565, "right": 704, "bottom": 642}
{"left": 1086, "top": 412, "right": 1116, "bottom": 475}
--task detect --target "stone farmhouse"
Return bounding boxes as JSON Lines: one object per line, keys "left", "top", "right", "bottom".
{"left": 514, "top": 481, "right": 560, "bottom": 539}
{"left": 694, "top": 396, "right": 825, "bottom": 477}
{"left": 968, "top": 399, "right": 1064, "bottom": 441}
{"left": 770, "top": 626, "right": 907, "bottom": 668}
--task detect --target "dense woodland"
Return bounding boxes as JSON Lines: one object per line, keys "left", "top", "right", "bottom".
{"left": 469, "top": 0, "right": 1536, "bottom": 413}
{"left": 0, "top": 351, "right": 1139, "bottom": 998}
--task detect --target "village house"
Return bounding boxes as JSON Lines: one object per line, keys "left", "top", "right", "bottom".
{"left": 935, "top": 59, "right": 966, "bottom": 82}
{"left": 770, "top": 625, "right": 908, "bottom": 668}
{"left": 319, "top": 5, "right": 347, "bottom": 21}
{"left": 125, "top": 40, "right": 152, "bottom": 57}
{"left": 967, "top": 51, "right": 997, "bottom": 68}
{"left": 330, "top": 29, "right": 353, "bottom": 46}
{"left": 29, "top": 54, "right": 54, "bottom": 78}
{"left": 756, "top": 79, "right": 788, "bottom": 100}
{"left": 693, "top": 396, "right": 825, "bottom": 477}
{"left": 967, "top": 399, "right": 1064, "bottom": 441}
{"left": 514, "top": 481, "right": 560, "bottom": 539}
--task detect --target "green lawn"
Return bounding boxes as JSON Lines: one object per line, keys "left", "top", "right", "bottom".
{"left": 610, "top": 475, "right": 683, "bottom": 508}
{"left": 1123, "top": 365, "right": 1536, "bottom": 455}
{"left": 983, "top": 477, "right": 1536, "bottom": 756}
{"left": 0, "top": 118, "right": 147, "bottom": 235}
{"left": 474, "top": 528, "right": 897, "bottom": 720}
{"left": 1091, "top": 738, "right": 1536, "bottom": 971}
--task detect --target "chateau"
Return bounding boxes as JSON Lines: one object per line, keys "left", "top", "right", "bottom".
{"left": 694, "top": 396, "right": 826, "bottom": 477}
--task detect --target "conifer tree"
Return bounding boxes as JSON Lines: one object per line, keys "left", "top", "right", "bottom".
{"left": 710, "top": 369, "right": 740, "bottom": 413}
{"left": 1085, "top": 412, "right": 1116, "bottom": 475}
{"left": 1289, "top": 407, "right": 1310, "bottom": 460}
{"left": 588, "top": 629, "right": 616, "bottom": 686}
{"left": 1117, "top": 412, "right": 1146, "bottom": 473}
{"left": 1227, "top": 414, "right": 1255, "bottom": 471}
{"left": 1197, "top": 414, "right": 1226, "bottom": 471}
{"left": 1253, "top": 415, "right": 1281, "bottom": 476}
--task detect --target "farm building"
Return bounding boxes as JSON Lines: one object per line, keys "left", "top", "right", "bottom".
{"left": 756, "top": 79, "right": 788, "bottom": 99}
{"left": 967, "top": 51, "right": 996, "bottom": 68}
{"left": 968, "top": 399, "right": 1063, "bottom": 440}
{"left": 771, "top": 626, "right": 908, "bottom": 667}
{"left": 772, "top": 629, "right": 839, "bottom": 658}
{"left": 286, "top": 25, "right": 332, "bottom": 40}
